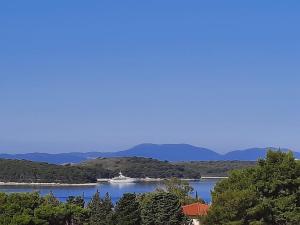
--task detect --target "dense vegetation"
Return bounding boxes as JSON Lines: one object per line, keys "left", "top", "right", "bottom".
{"left": 175, "top": 160, "right": 256, "bottom": 177}
{"left": 0, "top": 157, "right": 258, "bottom": 183}
{"left": 1, "top": 150, "right": 298, "bottom": 224}
{"left": 80, "top": 157, "right": 201, "bottom": 179}
{"left": 0, "top": 159, "right": 97, "bottom": 183}
{"left": 0, "top": 179, "right": 194, "bottom": 225}
{"left": 204, "top": 151, "right": 300, "bottom": 225}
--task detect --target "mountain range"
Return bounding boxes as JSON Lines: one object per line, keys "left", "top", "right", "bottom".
{"left": 0, "top": 143, "right": 299, "bottom": 164}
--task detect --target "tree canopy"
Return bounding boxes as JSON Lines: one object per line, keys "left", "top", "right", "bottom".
{"left": 140, "top": 192, "right": 191, "bottom": 225}
{"left": 115, "top": 193, "right": 141, "bottom": 225}
{"left": 204, "top": 150, "right": 300, "bottom": 225}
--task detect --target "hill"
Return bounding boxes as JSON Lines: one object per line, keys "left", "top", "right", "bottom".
{"left": 0, "top": 152, "right": 102, "bottom": 164}
{"left": 223, "top": 147, "right": 300, "bottom": 160}
{"left": 80, "top": 157, "right": 257, "bottom": 178}
{"left": 0, "top": 144, "right": 221, "bottom": 164}
{"left": 0, "top": 157, "right": 259, "bottom": 183}
{"left": 0, "top": 159, "right": 98, "bottom": 183}
{"left": 0, "top": 144, "right": 299, "bottom": 164}
{"left": 80, "top": 157, "right": 202, "bottom": 179}
{"left": 174, "top": 161, "right": 257, "bottom": 177}
{"left": 107, "top": 143, "right": 221, "bottom": 161}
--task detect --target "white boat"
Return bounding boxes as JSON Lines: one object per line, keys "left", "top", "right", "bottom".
{"left": 108, "top": 172, "right": 137, "bottom": 183}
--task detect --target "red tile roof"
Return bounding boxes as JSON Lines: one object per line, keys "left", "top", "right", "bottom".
{"left": 182, "top": 202, "right": 209, "bottom": 217}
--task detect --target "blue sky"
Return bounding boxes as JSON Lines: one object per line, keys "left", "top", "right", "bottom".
{"left": 1, "top": 1, "right": 300, "bottom": 153}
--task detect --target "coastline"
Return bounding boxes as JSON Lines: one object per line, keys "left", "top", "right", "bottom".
{"left": 201, "top": 176, "right": 228, "bottom": 179}
{"left": 0, "top": 182, "right": 98, "bottom": 186}
{"left": 0, "top": 177, "right": 227, "bottom": 186}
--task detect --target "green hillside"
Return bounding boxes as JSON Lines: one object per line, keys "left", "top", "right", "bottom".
{"left": 0, "top": 157, "right": 257, "bottom": 183}
{"left": 80, "top": 157, "right": 202, "bottom": 179}
{"left": 174, "top": 161, "right": 256, "bottom": 177}
{"left": 0, "top": 159, "right": 97, "bottom": 183}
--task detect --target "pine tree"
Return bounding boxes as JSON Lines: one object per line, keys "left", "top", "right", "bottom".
{"left": 140, "top": 192, "right": 190, "bottom": 225}
{"left": 115, "top": 193, "right": 141, "bottom": 225}
{"left": 87, "top": 190, "right": 114, "bottom": 225}
{"left": 67, "top": 195, "right": 85, "bottom": 208}
{"left": 87, "top": 190, "right": 103, "bottom": 225}
{"left": 102, "top": 192, "right": 114, "bottom": 225}
{"left": 43, "top": 191, "right": 60, "bottom": 206}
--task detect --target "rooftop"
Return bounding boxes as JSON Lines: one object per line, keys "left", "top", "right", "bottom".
{"left": 182, "top": 202, "right": 209, "bottom": 217}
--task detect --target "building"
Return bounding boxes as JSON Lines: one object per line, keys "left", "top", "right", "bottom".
{"left": 182, "top": 202, "right": 210, "bottom": 225}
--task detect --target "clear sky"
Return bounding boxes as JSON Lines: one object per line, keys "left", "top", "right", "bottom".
{"left": 1, "top": 1, "right": 300, "bottom": 153}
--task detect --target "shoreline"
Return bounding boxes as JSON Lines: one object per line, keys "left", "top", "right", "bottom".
{"left": 0, "top": 182, "right": 98, "bottom": 187}
{"left": 0, "top": 177, "right": 227, "bottom": 186}
{"left": 201, "top": 176, "right": 228, "bottom": 179}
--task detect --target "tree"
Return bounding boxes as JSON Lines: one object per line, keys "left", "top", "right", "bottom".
{"left": 140, "top": 192, "right": 191, "bottom": 225}
{"left": 115, "top": 193, "right": 141, "bottom": 225}
{"left": 87, "top": 190, "right": 102, "bottom": 225}
{"left": 204, "top": 150, "right": 300, "bottom": 225}
{"left": 43, "top": 191, "right": 60, "bottom": 206}
{"left": 159, "top": 177, "right": 203, "bottom": 204}
{"left": 87, "top": 191, "right": 113, "bottom": 225}
{"left": 34, "top": 204, "right": 70, "bottom": 225}
{"left": 67, "top": 195, "right": 85, "bottom": 208}
{"left": 65, "top": 204, "right": 90, "bottom": 225}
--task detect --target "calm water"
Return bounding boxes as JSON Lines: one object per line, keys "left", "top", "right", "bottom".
{"left": 0, "top": 179, "right": 220, "bottom": 203}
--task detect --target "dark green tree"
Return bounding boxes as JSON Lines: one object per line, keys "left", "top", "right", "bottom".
{"left": 159, "top": 177, "right": 203, "bottom": 204}
{"left": 34, "top": 204, "right": 70, "bottom": 225}
{"left": 204, "top": 150, "right": 300, "bottom": 225}
{"left": 43, "top": 191, "right": 60, "bottom": 206}
{"left": 102, "top": 192, "right": 114, "bottom": 225}
{"left": 140, "top": 192, "right": 191, "bottom": 225}
{"left": 87, "top": 190, "right": 102, "bottom": 225}
{"left": 67, "top": 195, "right": 85, "bottom": 208}
{"left": 115, "top": 193, "right": 141, "bottom": 225}
{"left": 87, "top": 190, "right": 114, "bottom": 225}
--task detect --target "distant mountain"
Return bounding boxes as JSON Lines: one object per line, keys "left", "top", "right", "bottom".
{"left": 0, "top": 144, "right": 299, "bottom": 164}
{"left": 223, "top": 147, "right": 300, "bottom": 161}
{"left": 0, "top": 152, "right": 104, "bottom": 164}
{"left": 108, "top": 144, "right": 221, "bottom": 161}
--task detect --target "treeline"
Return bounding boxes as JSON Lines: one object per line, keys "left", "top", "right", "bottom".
{"left": 0, "top": 159, "right": 97, "bottom": 183}
{"left": 0, "top": 157, "right": 258, "bottom": 183}
{"left": 175, "top": 160, "right": 256, "bottom": 177}
{"left": 0, "top": 179, "right": 195, "bottom": 225}
{"left": 203, "top": 150, "right": 300, "bottom": 225}
{"left": 80, "top": 157, "right": 202, "bottom": 179}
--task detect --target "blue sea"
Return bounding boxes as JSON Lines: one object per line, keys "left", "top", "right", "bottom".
{"left": 0, "top": 179, "right": 220, "bottom": 204}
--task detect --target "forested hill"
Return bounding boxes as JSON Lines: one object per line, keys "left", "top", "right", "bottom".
{"left": 0, "top": 157, "right": 202, "bottom": 182}
{"left": 0, "top": 157, "right": 257, "bottom": 183}
{"left": 80, "top": 157, "right": 202, "bottom": 179}
{"left": 0, "top": 159, "right": 98, "bottom": 184}
{"left": 80, "top": 157, "right": 256, "bottom": 178}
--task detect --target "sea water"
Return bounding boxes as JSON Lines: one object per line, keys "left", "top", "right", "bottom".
{"left": 0, "top": 179, "right": 220, "bottom": 203}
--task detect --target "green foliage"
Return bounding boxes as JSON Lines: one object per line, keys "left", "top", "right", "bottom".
{"left": 43, "top": 191, "right": 60, "bottom": 206}
{"left": 81, "top": 157, "right": 202, "bottom": 179}
{"left": 115, "top": 193, "right": 141, "bottom": 225}
{"left": 0, "top": 189, "right": 198, "bottom": 225}
{"left": 0, "top": 159, "right": 97, "bottom": 183}
{"left": 0, "top": 157, "right": 257, "bottom": 185}
{"left": 175, "top": 161, "right": 256, "bottom": 177}
{"left": 66, "top": 195, "right": 85, "bottom": 208}
{"left": 87, "top": 190, "right": 114, "bottom": 225}
{"left": 140, "top": 192, "right": 191, "bottom": 225}
{"left": 0, "top": 192, "right": 88, "bottom": 225}
{"left": 204, "top": 150, "right": 300, "bottom": 225}
{"left": 159, "top": 177, "right": 203, "bottom": 204}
